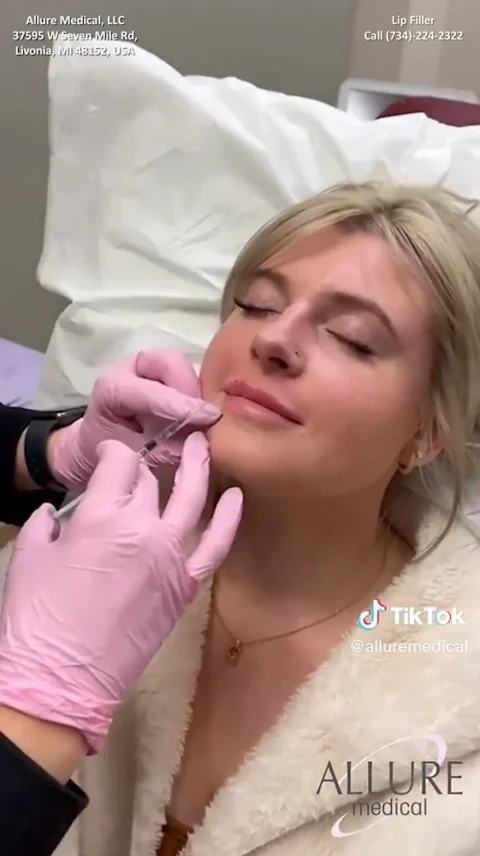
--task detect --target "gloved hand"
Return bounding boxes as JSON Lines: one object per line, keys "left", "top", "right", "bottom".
{"left": 0, "top": 437, "right": 242, "bottom": 754}
{"left": 49, "top": 349, "right": 220, "bottom": 492}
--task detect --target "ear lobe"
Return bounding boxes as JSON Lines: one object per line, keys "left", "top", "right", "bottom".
{"left": 397, "top": 426, "right": 444, "bottom": 475}
{"left": 416, "top": 419, "right": 445, "bottom": 468}
{"left": 414, "top": 443, "right": 443, "bottom": 468}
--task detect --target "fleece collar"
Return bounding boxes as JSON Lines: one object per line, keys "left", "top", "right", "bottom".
{"left": 123, "top": 505, "right": 480, "bottom": 855}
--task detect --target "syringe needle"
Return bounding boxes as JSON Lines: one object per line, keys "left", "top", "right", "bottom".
{"left": 52, "top": 403, "right": 213, "bottom": 521}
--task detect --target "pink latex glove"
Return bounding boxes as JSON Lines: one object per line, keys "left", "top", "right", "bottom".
{"left": 49, "top": 349, "right": 220, "bottom": 492}
{"left": 0, "top": 436, "right": 242, "bottom": 754}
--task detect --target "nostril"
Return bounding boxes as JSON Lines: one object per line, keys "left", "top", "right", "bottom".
{"left": 268, "top": 355, "right": 289, "bottom": 370}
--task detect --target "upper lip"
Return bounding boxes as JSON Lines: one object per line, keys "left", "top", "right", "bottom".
{"left": 224, "top": 380, "right": 302, "bottom": 423}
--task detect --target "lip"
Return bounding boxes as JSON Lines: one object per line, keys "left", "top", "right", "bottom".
{"left": 223, "top": 380, "right": 303, "bottom": 424}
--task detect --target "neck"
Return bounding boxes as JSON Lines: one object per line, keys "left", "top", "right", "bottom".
{"left": 220, "top": 488, "right": 392, "bottom": 613}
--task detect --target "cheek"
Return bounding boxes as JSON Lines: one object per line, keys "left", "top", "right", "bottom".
{"left": 307, "top": 361, "right": 426, "bottom": 448}
{"left": 200, "top": 321, "right": 250, "bottom": 401}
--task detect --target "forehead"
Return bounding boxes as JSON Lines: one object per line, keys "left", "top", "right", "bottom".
{"left": 267, "top": 226, "right": 431, "bottom": 321}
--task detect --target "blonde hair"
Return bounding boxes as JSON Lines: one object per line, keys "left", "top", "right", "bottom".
{"left": 220, "top": 181, "right": 480, "bottom": 550}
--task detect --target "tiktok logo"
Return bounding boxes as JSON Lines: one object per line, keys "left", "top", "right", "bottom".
{"left": 357, "top": 597, "right": 387, "bottom": 630}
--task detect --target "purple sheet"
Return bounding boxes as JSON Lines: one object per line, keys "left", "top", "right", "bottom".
{"left": 0, "top": 338, "right": 44, "bottom": 407}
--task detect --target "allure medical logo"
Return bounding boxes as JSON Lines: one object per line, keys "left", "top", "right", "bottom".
{"left": 315, "top": 734, "right": 463, "bottom": 837}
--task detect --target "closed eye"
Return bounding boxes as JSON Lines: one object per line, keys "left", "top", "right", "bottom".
{"left": 233, "top": 298, "right": 277, "bottom": 316}
{"left": 328, "top": 331, "right": 376, "bottom": 359}
{"left": 234, "top": 299, "right": 376, "bottom": 359}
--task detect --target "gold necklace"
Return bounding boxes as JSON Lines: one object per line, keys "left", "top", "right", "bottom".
{"left": 213, "top": 530, "right": 389, "bottom": 665}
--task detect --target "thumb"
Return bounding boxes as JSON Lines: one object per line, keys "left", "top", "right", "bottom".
{"left": 186, "top": 487, "right": 243, "bottom": 582}
{"left": 15, "top": 504, "right": 57, "bottom": 549}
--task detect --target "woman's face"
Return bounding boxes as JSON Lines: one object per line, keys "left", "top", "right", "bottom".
{"left": 200, "top": 226, "right": 435, "bottom": 497}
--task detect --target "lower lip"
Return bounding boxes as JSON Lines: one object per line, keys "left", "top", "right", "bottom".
{"left": 223, "top": 393, "right": 300, "bottom": 427}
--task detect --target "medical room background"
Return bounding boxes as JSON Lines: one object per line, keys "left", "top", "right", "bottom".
{"left": 0, "top": 0, "right": 479, "bottom": 409}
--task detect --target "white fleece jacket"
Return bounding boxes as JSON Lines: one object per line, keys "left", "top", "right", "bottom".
{"left": 54, "top": 502, "right": 480, "bottom": 856}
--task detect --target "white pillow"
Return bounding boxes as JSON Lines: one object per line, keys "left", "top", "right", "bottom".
{"left": 36, "top": 38, "right": 480, "bottom": 405}
{"left": 35, "top": 38, "right": 480, "bottom": 534}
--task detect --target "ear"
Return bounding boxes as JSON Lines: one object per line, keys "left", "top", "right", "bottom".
{"left": 397, "top": 422, "right": 444, "bottom": 475}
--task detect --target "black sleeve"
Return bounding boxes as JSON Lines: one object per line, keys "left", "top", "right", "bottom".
{"left": 0, "top": 731, "right": 88, "bottom": 856}
{"left": 0, "top": 404, "right": 66, "bottom": 527}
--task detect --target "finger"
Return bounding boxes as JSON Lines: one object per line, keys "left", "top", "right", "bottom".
{"left": 161, "top": 433, "right": 210, "bottom": 538}
{"left": 135, "top": 349, "right": 201, "bottom": 397}
{"left": 111, "top": 373, "right": 220, "bottom": 426}
{"left": 146, "top": 437, "right": 184, "bottom": 469}
{"left": 131, "top": 462, "right": 161, "bottom": 513}
{"left": 15, "top": 504, "right": 57, "bottom": 549}
{"left": 82, "top": 440, "right": 140, "bottom": 503}
{"left": 186, "top": 488, "right": 243, "bottom": 581}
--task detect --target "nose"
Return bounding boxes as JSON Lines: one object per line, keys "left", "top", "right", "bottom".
{"left": 251, "top": 325, "right": 305, "bottom": 377}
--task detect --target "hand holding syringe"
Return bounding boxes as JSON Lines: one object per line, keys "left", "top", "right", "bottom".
{"left": 53, "top": 403, "right": 210, "bottom": 522}
{"left": 2, "top": 421, "right": 242, "bottom": 755}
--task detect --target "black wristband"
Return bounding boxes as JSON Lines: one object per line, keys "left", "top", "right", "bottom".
{"left": 24, "top": 418, "right": 62, "bottom": 492}
{"left": 23, "top": 407, "right": 87, "bottom": 492}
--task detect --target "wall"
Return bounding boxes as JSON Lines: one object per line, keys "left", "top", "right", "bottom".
{"left": 2, "top": 0, "right": 478, "bottom": 352}
{"left": 349, "top": 0, "right": 480, "bottom": 88}
{"left": 0, "top": 0, "right": 356, "bottom": 351}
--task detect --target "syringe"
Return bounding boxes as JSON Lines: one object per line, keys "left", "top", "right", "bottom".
{"left": 52, "top": 403, "right": 211, "bottom": 522}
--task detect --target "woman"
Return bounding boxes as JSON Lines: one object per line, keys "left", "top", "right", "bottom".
{"left": 57, "top": 182, "right": 480, "bottom": 856}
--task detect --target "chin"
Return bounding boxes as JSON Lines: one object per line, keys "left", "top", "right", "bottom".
{"left": 206, "top": 415, "right": 300, "bottom": 492}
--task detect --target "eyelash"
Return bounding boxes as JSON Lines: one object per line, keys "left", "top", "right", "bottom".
{"left": 329, "top": 332, "right": 375, "bottom": 360}
{"left": 233, "top": 298, "right": 274, "bottom": 317}
{"left": 233, "top": 298, "right": 376, "bottom": 360}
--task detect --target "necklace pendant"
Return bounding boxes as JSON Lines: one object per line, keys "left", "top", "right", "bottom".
{"left": 227, "top": 640, "right": 243, "bottom": 665}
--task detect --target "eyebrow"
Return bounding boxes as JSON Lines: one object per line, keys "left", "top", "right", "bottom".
{"left": 256, "top": 266, "right": 399, "bottom": 340}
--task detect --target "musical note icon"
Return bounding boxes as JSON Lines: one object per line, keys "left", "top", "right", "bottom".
{"left": 357, "top": 597, "right": 387, "bottom": 630}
